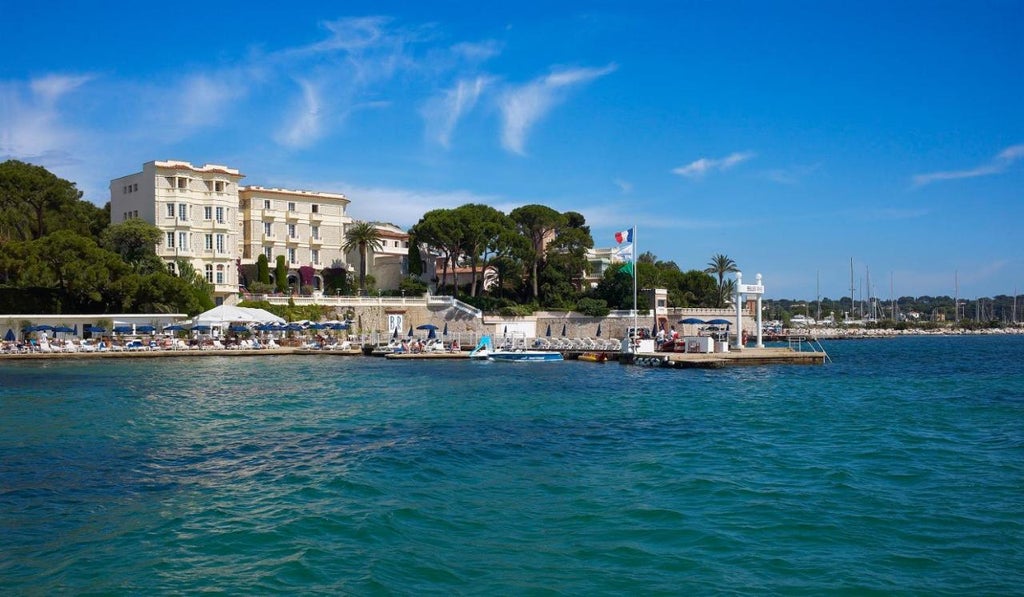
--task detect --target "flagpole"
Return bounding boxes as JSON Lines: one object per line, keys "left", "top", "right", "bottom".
{"left": 633, "top": 226, "right": 638, "bottom": 346}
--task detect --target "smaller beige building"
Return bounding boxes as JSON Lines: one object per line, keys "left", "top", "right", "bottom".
{"left": 346, "top": 223, "right": 409, "bottom": 291}
{"left": 238, "top": 186, "right": 352, "bottom": 291}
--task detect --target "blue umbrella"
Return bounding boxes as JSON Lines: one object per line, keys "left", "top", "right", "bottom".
{"left": 164, "top": 324, "right": 186, "bottom": 332}
{"left": 442, "top": 322, "right": 448, "bottom": 336}
{"left": 545, "top": 324, "right": 551, "bottom": 337}
{"left": 561, "top": 323, "right": 567, "bottom": 337}
{"left": 192, "top": 325, "right": 212, "bottom": 333}
{"left": 329, "top": 322, "right": 348, "bottom": 330}
{"left": 33, "top": 324, "right": 54, "bottom": 332}
{"left": 229, "top": 325, "right": 249, "bottom": 333}
{"left": 86, "top": 325, "right": 106, "bottom": 334}
{"left": 113, "top": 325, "right": 133, "bottom": 334}
{"left": 135, "top": 325, "right": 156, "bottom": 334}
{"left": 707, "top": 319, "right": 732, "bottom": 326}
{"left": 416, "top": 324, "right": 438, "bottom": 331}
{"left": 4, "top": 329, "right": 14, "bottom": 342}
{"left": 392, "top": 327, "right": 399, "bottom": 339}
{"left": 52, "top": 325, "right": 75, "bottom": 333}
{"left": 428, "top": 328, "right": 437, "bottom": 340}
{"left": 596, "top": 323, "right": 602, "bottom": 337}
{"left": 285, "top": 323, "right": 305, "bottom": 331}
{"left": 680, "top": 318, "right": 705, "bottom": 325}
{"left": 308, "top": 322, "right": 327, "bottom": 330}
{"left": 407, "top": 326, "right": 414, "bottom": 338}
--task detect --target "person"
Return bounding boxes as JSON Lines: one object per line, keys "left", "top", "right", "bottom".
{"left": 670, "top": 326, "right": 679, "bottom": 340}
{"left": 450, "top": 339, "right": 460, "bottom": 352}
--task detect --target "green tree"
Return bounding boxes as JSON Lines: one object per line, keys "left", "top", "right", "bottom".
{"left": 275, "top": 255, "right": 288, "bottom": 293}
{"left": 454, "top": 204, "right": 513, "bottom": 297}
{"left": 101, "top": 219, "right": 165, "bottom": 274}
{"left": 510, "top": 205, "right": 565, "bottom": 300}
{"left": 174, "top": 259, "right": 215, "bottom": 311}
{"left": 538, "top": 211, "right": 594, "bottom": 308}
{"left": 257, "top": 253, "right": 270, "bottom": 284}
{"left": 342, "top": 221, "right": 385, "bottom": 295}
{"left": 0, "top": 160, "right": 101, "bottom": 241}
{"left": 705, "top": 253, "right": 739, "bottom": 308}
{"left": 409, "top": 209, "right": 462, "bottom": 293}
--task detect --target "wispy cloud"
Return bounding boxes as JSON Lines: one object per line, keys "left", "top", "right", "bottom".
{"left": 422, "top": 76, "right": 491, "bottom": 148}
{"left": 913, "top": 144, "right": 1024, "bottom": 186}
{"left": 1, "top": 74, "right": 91, "bottom": 160}
{"left": 672, "top": 151, "right": 755, "bottom": 179}
{"left": 760, "top": 163, "right": 820, "bottom": 185}
{"left": 499, "top": 63, "right": 617, "bottom": 155}
{"left": 613, "top": 178, "right": 632, "bottom": 193}
{"left": 274, "top": 79, "right": 322, "bottom": 149}
{"left": 179, "top": 73, "right": 247, "bottom": 128}
{"left": 337, "top": 184, "right": 506, "bottom": 227}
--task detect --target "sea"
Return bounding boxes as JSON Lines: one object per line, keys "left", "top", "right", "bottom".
{"left": 1, "top": 335, "right": 1022, "bottom": 595}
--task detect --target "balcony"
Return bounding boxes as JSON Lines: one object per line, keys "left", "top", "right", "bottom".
{"left": 309, "top": 235, "right": 323, "bottom": 246}
{"left": 285, "top": 235, "right": 300, "bottom": 245}
{"left": 262, "top": 234, "right": 276, "bottom": 243}
{"left": 285, "top": 211, "right": 300, "bottom": 222}
{"left": 309, "top": 211, "right": 325, "bottom": 223}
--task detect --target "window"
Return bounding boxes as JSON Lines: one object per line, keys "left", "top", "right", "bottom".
{"left": 311, "top": 225, "right": 319, "bottom": 240}
{"left": 178, "top": 204, "right": 187, "bottom": 221}
{"left": 133, "top": 183, "right": 138, "bottom": 192}
{"left": 311, "top": 204, "right": 319, "bottom": 213}
{"left": 205, "top": 264, "right": 213, "bottom": 283}
{"left": 167, "top": 262, "right": 176, "bottom": 275}
{"left": 215, "top": 181, "right": 225, "bottom": 192}
{"left": 216, "top": 265, "right": 224, "bottom": 284}
{"left": 263, "top": 222, "right": 272, "bottom": 236}
{"left": 311, "top": 249, "right": 319, "bottom": 265}
{"left": 288, "top": 248, "right": 296, "bottom": 264}
{"left": 288, "top": 224, "right": 296, "bottom": 238}
{"left": 178, "top": 232, "right": 188, "bottom": 251}
{"left": 215, "top": 234, "right": 225, "bottom": 253}
{"left": 287, "top": 202, "right": 296, "bottom": 212}
{"left": 204, "top": 206, "right": 212, "bottom": 220}
{"left": 177, "top": 177, "right": 188, "bottom": 190}
{"left": 166, "top": 203, "right": 175, "bottom": 218}
{"left": 215, "top": 206, "right": 224, "bottom": 223}
{"left": 263, "top": 199, "right": 271, "bottom": 209}
{"left": 205, "top": 234, "right": 213, "bottom": 251}
{"left": 264, "top": 247, "right": 272, "bottom": 260}
{"left": 394, "top": 240, "right": 400, "bottom": 248}
{"left": 134, "top": 210, "right": 138, "bottom": 219}
{"left": 165, "top": 232, "right": 175, "bottom": 249}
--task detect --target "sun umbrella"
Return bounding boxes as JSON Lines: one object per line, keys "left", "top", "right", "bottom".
{"left": 4, "top": 329, "right": 15, "bottom": 342}
{"left": 135, "top": 325, "right": 156, "bottom": 334}
{"left": 416, "top": 324, "right": 438, "bottom": 331}
{"left": 32, "top": 324, "right": 54, "bottom": 332}
{"left": 192, "top": 325, "right": 212, "bottom": 333}
{"left": 229, "top": 325, "right": 249, "bottom": 333}
{"left": 52, "top": 325, "right": 75, "bottom": 334}
{"left": 329, "top": 322, "right": 348, "bottom": 330}
{"left": 408, "top": 326, "right": 414, "bottom": 337}
{"left": 285, "top": 323, "right": 305, "bottom": 331}
{"left": 86, "top": 325, "right": 106, "bottom": 334}
{"left": 680, "top": 317, "right": 705, "bottom": 325}
{"left": 442, "top": 322, "right": 448, "bottom": 336}
{"left": 596, "top": 323, "right": 602, "bottom": 337}
{"left": 392, "top": 327, "right": 399, "bottom": 339}
{"left": 427, "top": 328, "right": 437, "bottom": 340}
{"left": 164, "top": 324, "right": 186, "bottom": 332}
{"left": 707, "top": 318, "right": 732, "bottom": 326}
{"left": 545, "top": 324, "right": 551, "bottom": 337}
{"left": 561, "top": 323, "right": 567, "bottom": 337}
{"left": 113, "top": 325, "right": 133, "bottom": 334}
{"left": 308, "top": 322, "right": 327, "bottom": 330}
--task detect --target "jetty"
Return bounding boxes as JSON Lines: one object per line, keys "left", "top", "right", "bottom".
{"left": 628, "top": 346, "right": 826, "bottom": 368}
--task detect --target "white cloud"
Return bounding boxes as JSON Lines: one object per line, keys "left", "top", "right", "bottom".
{"left": 339, "top": 184, "right": 506, "bottom": 227}
{"left": 422, "top": 76, "right": 491, "bottom": 148}
{"left": 179, "top": 73, "right": 246, "bottom": 128}
{"left": 913, "top": 143, "right": 1024, "bottom": 186}
{"left": 672, "top": 151, "right": 755, "bottom": 179}
{"left": 275, "top": 79, "right": 322, "bottom": 149}
{"left": 499, "top": 63, "right": 616, "bottom": 155}
{"left": 1, "top": 74, "right": 91, "bottom": 160}
{"left": 613, "top": 178, "right": 632, "bottom": 193}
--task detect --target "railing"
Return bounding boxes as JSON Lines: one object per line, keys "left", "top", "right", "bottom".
{"left": 247, "top": 293, "right": 484, "bottom": 318}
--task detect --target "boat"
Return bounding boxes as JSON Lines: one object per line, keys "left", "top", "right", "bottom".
{"left": 578, "top": 352, "right": 608, "bottom": 363}
{"left": 469, "top": 335, "right": 563, "bottom": 362}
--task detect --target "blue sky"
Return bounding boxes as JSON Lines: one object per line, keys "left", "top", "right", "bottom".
{"left": 2, "top": 1, "right": 1022, "bottom": 300}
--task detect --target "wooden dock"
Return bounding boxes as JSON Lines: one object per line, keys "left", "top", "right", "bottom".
{"left": 629, "top": 347, "right": 826, "bottom": 368}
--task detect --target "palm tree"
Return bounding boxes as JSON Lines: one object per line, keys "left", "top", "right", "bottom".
{"left": 342, "top": 221, "right": 385, "bottom": 295}
{"left": 704, "top": 253, "right": 738, "bottom": 307}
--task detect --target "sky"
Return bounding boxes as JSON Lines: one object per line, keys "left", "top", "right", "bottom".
{"left": 2, "top": 1, "right": 1022, "bottom": 300}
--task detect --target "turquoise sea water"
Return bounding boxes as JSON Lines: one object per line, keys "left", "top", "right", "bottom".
{"left": 2, "top": 336, "right": 1023, "bottom": 595}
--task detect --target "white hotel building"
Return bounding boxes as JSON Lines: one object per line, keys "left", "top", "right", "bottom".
{"left": 110, "top": 160, "right": 244, "bottom": 302}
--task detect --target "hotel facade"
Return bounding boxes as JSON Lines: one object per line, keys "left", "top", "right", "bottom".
{"left": 110, "top": 160, "right": 406, "bottom": 303}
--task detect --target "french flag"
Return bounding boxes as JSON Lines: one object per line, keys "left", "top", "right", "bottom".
{"left": 614, "top": 228, "right": 633, "bottom": 244}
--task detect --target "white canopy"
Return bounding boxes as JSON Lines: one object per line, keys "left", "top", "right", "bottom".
{"left": 192, "top": 305, "right": 285, "bottom": 326}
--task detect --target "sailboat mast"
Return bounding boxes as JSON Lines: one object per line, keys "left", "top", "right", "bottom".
{"left": 850, "top": 258, "right": 855, "bottom": 319}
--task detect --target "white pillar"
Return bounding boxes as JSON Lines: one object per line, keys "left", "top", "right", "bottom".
{"left": 734, "top": 271, "right": 744, "bottom": 350}
{"left": 755, "top": 273, "right": 764, "bottom": 348}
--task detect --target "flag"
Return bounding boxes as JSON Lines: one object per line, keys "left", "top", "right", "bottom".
{"left": 614, "top": 228, "right": 633, "bottom": 244}
{"left": 613, "top": 243, "right": 633, "bottom": 262}
{"left": 619, "top": 261, "right": 634, "bottom": 276}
